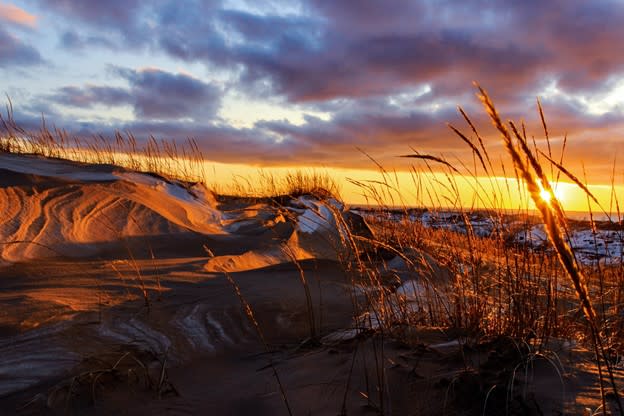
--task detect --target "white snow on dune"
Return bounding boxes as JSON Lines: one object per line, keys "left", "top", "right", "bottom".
{"left": 512, "top": 224, "right": 624, "bottom": 264}
{"left": 0, "top": 321, "right": 80, "bottom": 396}
{"left": 294, "top": 196, "right": 345, "bottom": 234}
{"left": 0, "top": 153, "right": 118, "bottom": 182}
{"left": 205, "top": 196, "right": 359, "bottom": 273}
{"left": 514, "top": 224, "right": 548, "bottom": 246}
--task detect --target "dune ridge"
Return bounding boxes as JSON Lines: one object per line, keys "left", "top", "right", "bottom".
{"left": 0, "top": 153, "right": 368, "bottom": 273}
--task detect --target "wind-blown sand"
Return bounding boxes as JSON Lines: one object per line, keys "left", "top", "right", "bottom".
{"left": 0, "top": 154, "right": 615, "bottom": 415}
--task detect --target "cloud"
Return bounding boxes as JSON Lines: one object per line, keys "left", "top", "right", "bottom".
{"left": 0, "top": 3, "right": 37, "bottom": 27}
{"left": 0, "top": 28, "right": 42, "bottom": 67}
{"left": 27, "top": 0, "right": 624, "bottom": 105}
{"left": 41, "top": 0, "right": 142, "bottom": 26}
{"left": 18, "top": 83, "right": 624, "bottom": 183}
{"left": 59, "top": 30, "right": 115, "bottom": 50}
{"left": 116, "top": 67, "right": 222, "bottom": 120}
{"left": 52, "top": 85, "right": 132, "bottom": 108}
{"left": 50, "top": 67, "right": 222, "bottom": 121}
{"left": 37, "top": 0, "right": 624, "bottom": 105}
{"left": 10, "top": 110, "right": 296, "bottom": 165}
{"left": 151, "top": 0, "right": 624, "bottom": 109}
{"left": 40, "top": 0, "right": 153, "bottom": 49}
{"left": 249, "top": 90, "right": 624, "bottom": 174}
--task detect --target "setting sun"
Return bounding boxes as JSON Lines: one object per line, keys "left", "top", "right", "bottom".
{"left": 537, "top": 182, "right": 567, "bottom": 206}
{"left": 540, "top": 188, "right": 553, "bottom": 203}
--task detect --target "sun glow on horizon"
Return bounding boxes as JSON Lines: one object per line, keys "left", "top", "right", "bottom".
{"left": 193, "top": 160, "right": 616, "bottom": 214}
{"left": 539, "top": 183, "right": 566, "bottom": 205}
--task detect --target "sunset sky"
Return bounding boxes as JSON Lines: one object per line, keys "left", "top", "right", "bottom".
{"left": 2, "top": 1, "right": 624, "bottom": 209}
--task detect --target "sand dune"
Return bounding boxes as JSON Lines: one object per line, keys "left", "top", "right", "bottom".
{"left": 0, "top": 154, "right": 364, "bottom": 270}
{"left": 0, "top": 154, "right": 224, "bottom": 262}
{"left": 206, "top": 195, "right": 373, "bottom": 273}
{"left": 0, "top": 153, "right": 364, "bottom": 410}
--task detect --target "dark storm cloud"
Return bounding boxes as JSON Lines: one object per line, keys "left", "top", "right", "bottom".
{"left": 36, "top": 0, "right": 624, "bottom": 104}
{"left": 237, "top": 29, "right": 546, "bottom": 102}
{"left": 218, "top": 0, "right": 624, "bottom": 105}
{"left": 218, "top": 9, "right": 321, "bottom": 46}
{"left": 0, "top": 28, "right": 42, "bottom": 67}
{"left": 40, "top": 0, "right": 143, "bottom": 27}
{"left": 483, "top": 0, "right": 624, "bottom": 96}
{"left": 155, "top": 1, "right": 229, "bottom": 64}
{"left": 39, "top": 0, "right": 159, "bottom": 49}
{"left": 258, "top": 108, "right": 454, "bottom": 149}
{"left": 309, "top": 0, "right": 426, "bottom": 31}
{"left": 36, "top": 0, "right": 624, "bottom": 103}
{"left": 120, "top": 121, "right": 294, "bottom": 164}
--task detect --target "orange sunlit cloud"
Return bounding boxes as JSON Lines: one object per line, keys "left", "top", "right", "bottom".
{"left": 0, "top": 3, "right": 37, "bottom": 28}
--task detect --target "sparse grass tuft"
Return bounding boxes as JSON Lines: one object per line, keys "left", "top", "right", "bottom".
{"left": 225, "top": 169, "right": 342, "bottom": 202}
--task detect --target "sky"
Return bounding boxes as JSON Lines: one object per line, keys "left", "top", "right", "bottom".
{"left": 2, "top": 0, "right": 624, "bottom": 208}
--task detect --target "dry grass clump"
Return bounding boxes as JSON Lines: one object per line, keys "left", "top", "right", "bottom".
{"left": 225, "top": 169, "right": 341, "bottom": 202}
{"left": 20, "top": 348, "right": 177, "bottom": 413}
{"left": 282, "top": 170, "right": 341, "bottom": 199}
{"left": 476, "top": 85, "right": 622, "bottom": 413}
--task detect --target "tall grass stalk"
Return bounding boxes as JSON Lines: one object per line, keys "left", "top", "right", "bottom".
{"left": 474, "top": 84, "right": 622, "bottom": 415}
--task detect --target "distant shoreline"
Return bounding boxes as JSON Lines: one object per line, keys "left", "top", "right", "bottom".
{"left": 351, "top": 204, "right": 618, "bottom": 223}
